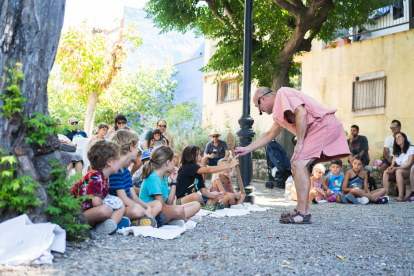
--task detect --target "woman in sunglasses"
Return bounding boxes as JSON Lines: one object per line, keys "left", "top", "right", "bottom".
{"left": 201, "top": 131, "right": 230, "bottom": 168}
{"left": 107, "top": 115, "right": 131, "bottom": 138}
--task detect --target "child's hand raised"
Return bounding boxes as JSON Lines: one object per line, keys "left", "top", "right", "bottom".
{"left": 229, "top": 156, "right": 239, "bottom": 168}
{"left": 170, "top": 166, "right": 178, "bottom": 182}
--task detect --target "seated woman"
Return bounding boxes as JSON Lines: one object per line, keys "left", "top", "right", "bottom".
{"left": 55, "top": 116, "right": 83, "bottom": 174}
{"left": 201, "top": 131, "right": 230, "bottom": 168}
{"left": 90, "top": 123, "right": 109, "bottom": 144}
{"left": 210, "top": 158, "right": 246, "bottom": 206}
{"left": 383, "top": 132, "right": 414, "bottom": 201}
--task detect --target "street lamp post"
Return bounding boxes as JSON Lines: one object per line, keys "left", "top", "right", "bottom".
{"left": 236, "top": 0, "right": 256, "bottom": 203}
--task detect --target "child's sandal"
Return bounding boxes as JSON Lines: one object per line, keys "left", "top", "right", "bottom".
{"left": 279, "top": 211, "right": 312, "bottom": 224}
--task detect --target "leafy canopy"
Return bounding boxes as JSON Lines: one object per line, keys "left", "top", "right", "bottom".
{"left": 145, "top": 0, "right": 393, "bottom": 87}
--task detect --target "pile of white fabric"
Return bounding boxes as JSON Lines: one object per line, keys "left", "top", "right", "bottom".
{"left": 0, "top": 215, "right": 66, "bottom": 266}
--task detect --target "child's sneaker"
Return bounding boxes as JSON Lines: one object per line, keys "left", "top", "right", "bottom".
{"left": 190, "top": 215, "right": 202, "bottom": 223}
{"left": 328, "top": 195, "right": 337, "bottom": 202}
{"left": 376, "top": 197, "right": 389, "bottom": 204}
{"left": 95, "top": 219, "right": 117, "bottom": 235}
{"left": 216, "top": 202, "right": 225, "bottom": 209}
{"left": 155, "top": 213, "right": 166, "bottom": 227}
{"left": 356, "top": 197, "right": 369, "bottom": 205}
{"left": 131, "top": 216, "right": 156, "bottom": 227}
{"left": 345, "top": 194, "right": 358, "bottom": 204}
{"left": 200, "top": 203, "right": 217, "bottom": 211}
{"left": 312, "top": 198, "right": 318, "bottom": 204}
{"left": 117, "top": 217, "right": 130, "bottom": 230}
{"left": 340, "top": 195, "right": 349, "bottom": 204}
{"left": 403, "top": 192, "right": 414, "bottom": 202}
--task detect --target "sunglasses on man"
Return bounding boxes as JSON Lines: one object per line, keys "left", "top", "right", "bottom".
{"left": 158, "top": 124, "right": 167, "bottom": 128}
{"left": 70, "top": 121, "right": 78, "bottom": 125}
{"left": 212, "top": 135, "right": 219, "bottom": 138}
{"left": 390, "top": 126, "right": 399, "bottom": 129}
{"left": 117, "top": 121, "right": 127, "bottom": 125}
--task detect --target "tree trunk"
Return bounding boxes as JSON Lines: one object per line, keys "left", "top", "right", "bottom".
{"left": 84, "top": 91, "right": 99, "bottom": 136}
{"left": 0, "top": 0, "right": 90, "bottom": 235}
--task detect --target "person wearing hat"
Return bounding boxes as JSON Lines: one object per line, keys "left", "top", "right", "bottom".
{"left": 132, "top": 149, "right": 153, "bottom": 194}
{"left": 201, "top": 131, "right": 230, "bottom": 168}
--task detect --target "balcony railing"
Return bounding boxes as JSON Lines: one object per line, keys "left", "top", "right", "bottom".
{"left": 334, "top": 0, "right": 413, "bottom": 42}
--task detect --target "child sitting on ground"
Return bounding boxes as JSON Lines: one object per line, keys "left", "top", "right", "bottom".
{"left": 139, "top": 146, "right": 201, "bottom": 224}
{"left": 176, "top": 145, "right": 239, "bottom": 211}
{"left": 109, "top": 130, "right": 164, "bottom": 227}
{"left": 210, "top": 158, "right": 246, "bottom": 206}
{"left": 70, "top": 139, "right": 125, "bottom": 235}
{"left": 310, "top": 164, "right": 328, "bottom": 202}
{"left": 342, "top": 155, "right": 388, "bottom": 204}
{"left": 284, "top": 175, "right": 315, "bottom": 203}
{"left": 323, "top": 159, "right": 344, "bottom": 203}
{"left": 149, "top": 129, "right": 167, "bottom": 149}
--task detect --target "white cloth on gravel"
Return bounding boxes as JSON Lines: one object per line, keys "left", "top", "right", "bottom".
{"left": 117, "top": 219, "right": 196, "bottom": 240}
{"left": 0, "top": 214, "right": 66, "bottom": 266}
{"left": 196, "top": 204, "right": 271, "bottom": 218}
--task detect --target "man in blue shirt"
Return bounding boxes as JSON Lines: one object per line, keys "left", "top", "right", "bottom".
{"left": 201, "top": 131, "right": 230, "bottom": 167}
{"left": 64, "top": 117, "right": 88, "bottom": 141}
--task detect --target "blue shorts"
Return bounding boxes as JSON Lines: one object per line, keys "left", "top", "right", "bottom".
{"left": 202, "top": 196, "right": 209, "bottom": 203}
{"left": 207, "top": 158, "right": 220, "bottom": 166}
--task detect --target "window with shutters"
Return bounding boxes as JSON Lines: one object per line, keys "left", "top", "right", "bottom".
{"left": 216, "top": 78, "right": 243, "bottom": 104}
{"left": 352, "top": 76, "right": 386, "bottom": 111}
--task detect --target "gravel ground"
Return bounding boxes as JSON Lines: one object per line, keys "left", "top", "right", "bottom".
{"left": 2, "top": 182, "right": 414, "bottom": 276}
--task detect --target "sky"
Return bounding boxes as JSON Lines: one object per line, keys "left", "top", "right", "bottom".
{"left": 63, "top": 0, "right": 148, "bottom": 32}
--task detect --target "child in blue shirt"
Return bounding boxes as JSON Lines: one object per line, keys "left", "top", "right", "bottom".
{"left": 139, "top": 146, "right": 201, "bottom": 224}
{"left": 323, "top": 159, "right": 344, "bottom": 203}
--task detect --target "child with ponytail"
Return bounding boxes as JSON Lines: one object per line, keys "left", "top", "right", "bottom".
{"left": 139, "top": 146, "right": 201, "bottom": 224}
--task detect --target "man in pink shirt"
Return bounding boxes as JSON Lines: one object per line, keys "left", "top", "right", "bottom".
{"left": 235, "top": 87, "right": 349, "bottom": 224}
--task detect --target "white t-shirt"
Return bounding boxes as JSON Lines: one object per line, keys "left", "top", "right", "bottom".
{"left": 394, "top": 146, "right": 414, "bottom": 166}
{"left": 384, "top": 135, "right": 412, "bottom": 158}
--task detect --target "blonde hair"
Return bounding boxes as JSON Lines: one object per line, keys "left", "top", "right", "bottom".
{"left": 109, "top": 129, "right": 139, "bottom": 155}
{"left": 140, "top": 146, "right": 174, "bottom": 180}
{"left": 312, "top": 163, "right": 326, "bottom": 174}
{"left": 212, "top": 158, "right": 232, "bottom": 180}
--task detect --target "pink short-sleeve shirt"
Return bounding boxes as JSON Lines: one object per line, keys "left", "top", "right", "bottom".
{"left": 272, "top": 87, "right": 337, "bottom": 134}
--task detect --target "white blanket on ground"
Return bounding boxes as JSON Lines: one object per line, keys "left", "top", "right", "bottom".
{"left": 0, "top": 215, "right": 66, "bottom": 266}
{"left": 117, "top": 220, "right": 196, "bottom": 240}
{"left": 196, "top": 204, "right": 271, "bottom": 218}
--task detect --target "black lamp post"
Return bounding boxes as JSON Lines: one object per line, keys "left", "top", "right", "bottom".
{"left": 236, "top": 0, "right": 256, "bottom": 203}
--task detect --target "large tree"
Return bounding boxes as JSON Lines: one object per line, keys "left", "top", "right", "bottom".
{"left": 145, "top": 0, "right": 391, "bottom": 89}
{"left": 0, "top": 0, "right": 66, "bottom": 223}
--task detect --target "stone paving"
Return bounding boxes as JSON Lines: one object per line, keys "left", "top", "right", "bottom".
{"left": 1, "top": 182, "right": 414, "bottom": 276}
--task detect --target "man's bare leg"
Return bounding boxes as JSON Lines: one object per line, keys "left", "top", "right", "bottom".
{"left": 289, "top": 158, "right": 316, "bottom": 221}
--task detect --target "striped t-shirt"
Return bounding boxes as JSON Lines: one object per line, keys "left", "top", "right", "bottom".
{"left": 109, "top": 167, "right": 133, "bottom": 198}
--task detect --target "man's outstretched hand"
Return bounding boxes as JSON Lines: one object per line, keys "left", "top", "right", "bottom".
{"left": 234, "top": 147, "right": 250, "bottom": 157}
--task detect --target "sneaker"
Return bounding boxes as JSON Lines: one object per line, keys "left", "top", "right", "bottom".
{"left": 345, "top": 194, "right": 358, "bottom": 204}
{"left": 131, "top": 216, "right": 156, "bottom": 227}
{"left": 328, "top": 195, "right": 337, "bottom": 202}
{"left": 189, "top": 215, "right": 202, "bottom": 223}
{"left": 95, "top": 219, "right": 117, "bottom": 235}
{"left": 216, "top": 202, "right": 225, "bottom": 209}
{"left": 318, "top": 200, "right": 328, "bottom": 204}
{"left": 155, "top": 213, "right": 166, "bottom": 227}
{"left": 166, "top": 219, "right": 185, "bottom": 227}
{"left": 340, "top": 194, "right": 348, "bottom": 204}
{"left": 356, "top": 197, "right": 369, "bottom": 205}
{"left": 403, "top": 192, "right": 414, "bottom": 202}
{"left": 200, "top": 203, "right": 217, "bottom": 211}
{"left": 312, "top": 198, "right": 318, "bottom": 204}
{"left": 376, "top": 197, "right": 389, "bottom": 204}
{"left": 117, "top": 217, "right": 130, "bottom": 230}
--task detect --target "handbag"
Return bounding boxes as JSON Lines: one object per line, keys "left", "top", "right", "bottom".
{"left": 61, "top": 143, "right": 76, "bottom": 152}
{"left": 388, "top": 163, "right": 400, "bottom": 182}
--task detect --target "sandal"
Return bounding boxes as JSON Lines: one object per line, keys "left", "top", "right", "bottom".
{"left": 280, "top": 209, "right": 297, "bottom": 219}
{"left": 392, "top": 197, "right": 404, "bottom": 202}
{"left": 280, "top": 211, "right": 312, "bottom": 224}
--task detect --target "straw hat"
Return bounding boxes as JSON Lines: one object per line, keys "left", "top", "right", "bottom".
{"left": 209, "top": 130, "right": 221, "bottom": 137}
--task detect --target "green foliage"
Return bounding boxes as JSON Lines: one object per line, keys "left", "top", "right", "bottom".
{"left": 0, "top": 63, "right": 27, "bottom": 117}
{"left": 164, "top": 99, "right": 202, "bottom": 133}
{"left": 145, "top": 0, "right": 393, "bottom": 87}
{"left": 0, "top": 149, "right": 40, "bottom": 213}
{"left": 24, "top": 113, "right": 58, "bottom": 146}
{"left": 45, "top": 158, "right": 90, "bottom": 236}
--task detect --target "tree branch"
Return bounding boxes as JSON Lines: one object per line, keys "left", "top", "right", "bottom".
{"left": 222, "top": 1, "right": 240, "bottom": 30}
{"left": 307, "top": 0, "right": 334, "bottom": 28}
{"left": 272, "top": 0, "right": 303, "bottom": 18}
{"left": 289, "top": 0, "right": 305, "bottom": 8}
{"left": 205, "top": 0, "right": 226, "bottom": 25}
